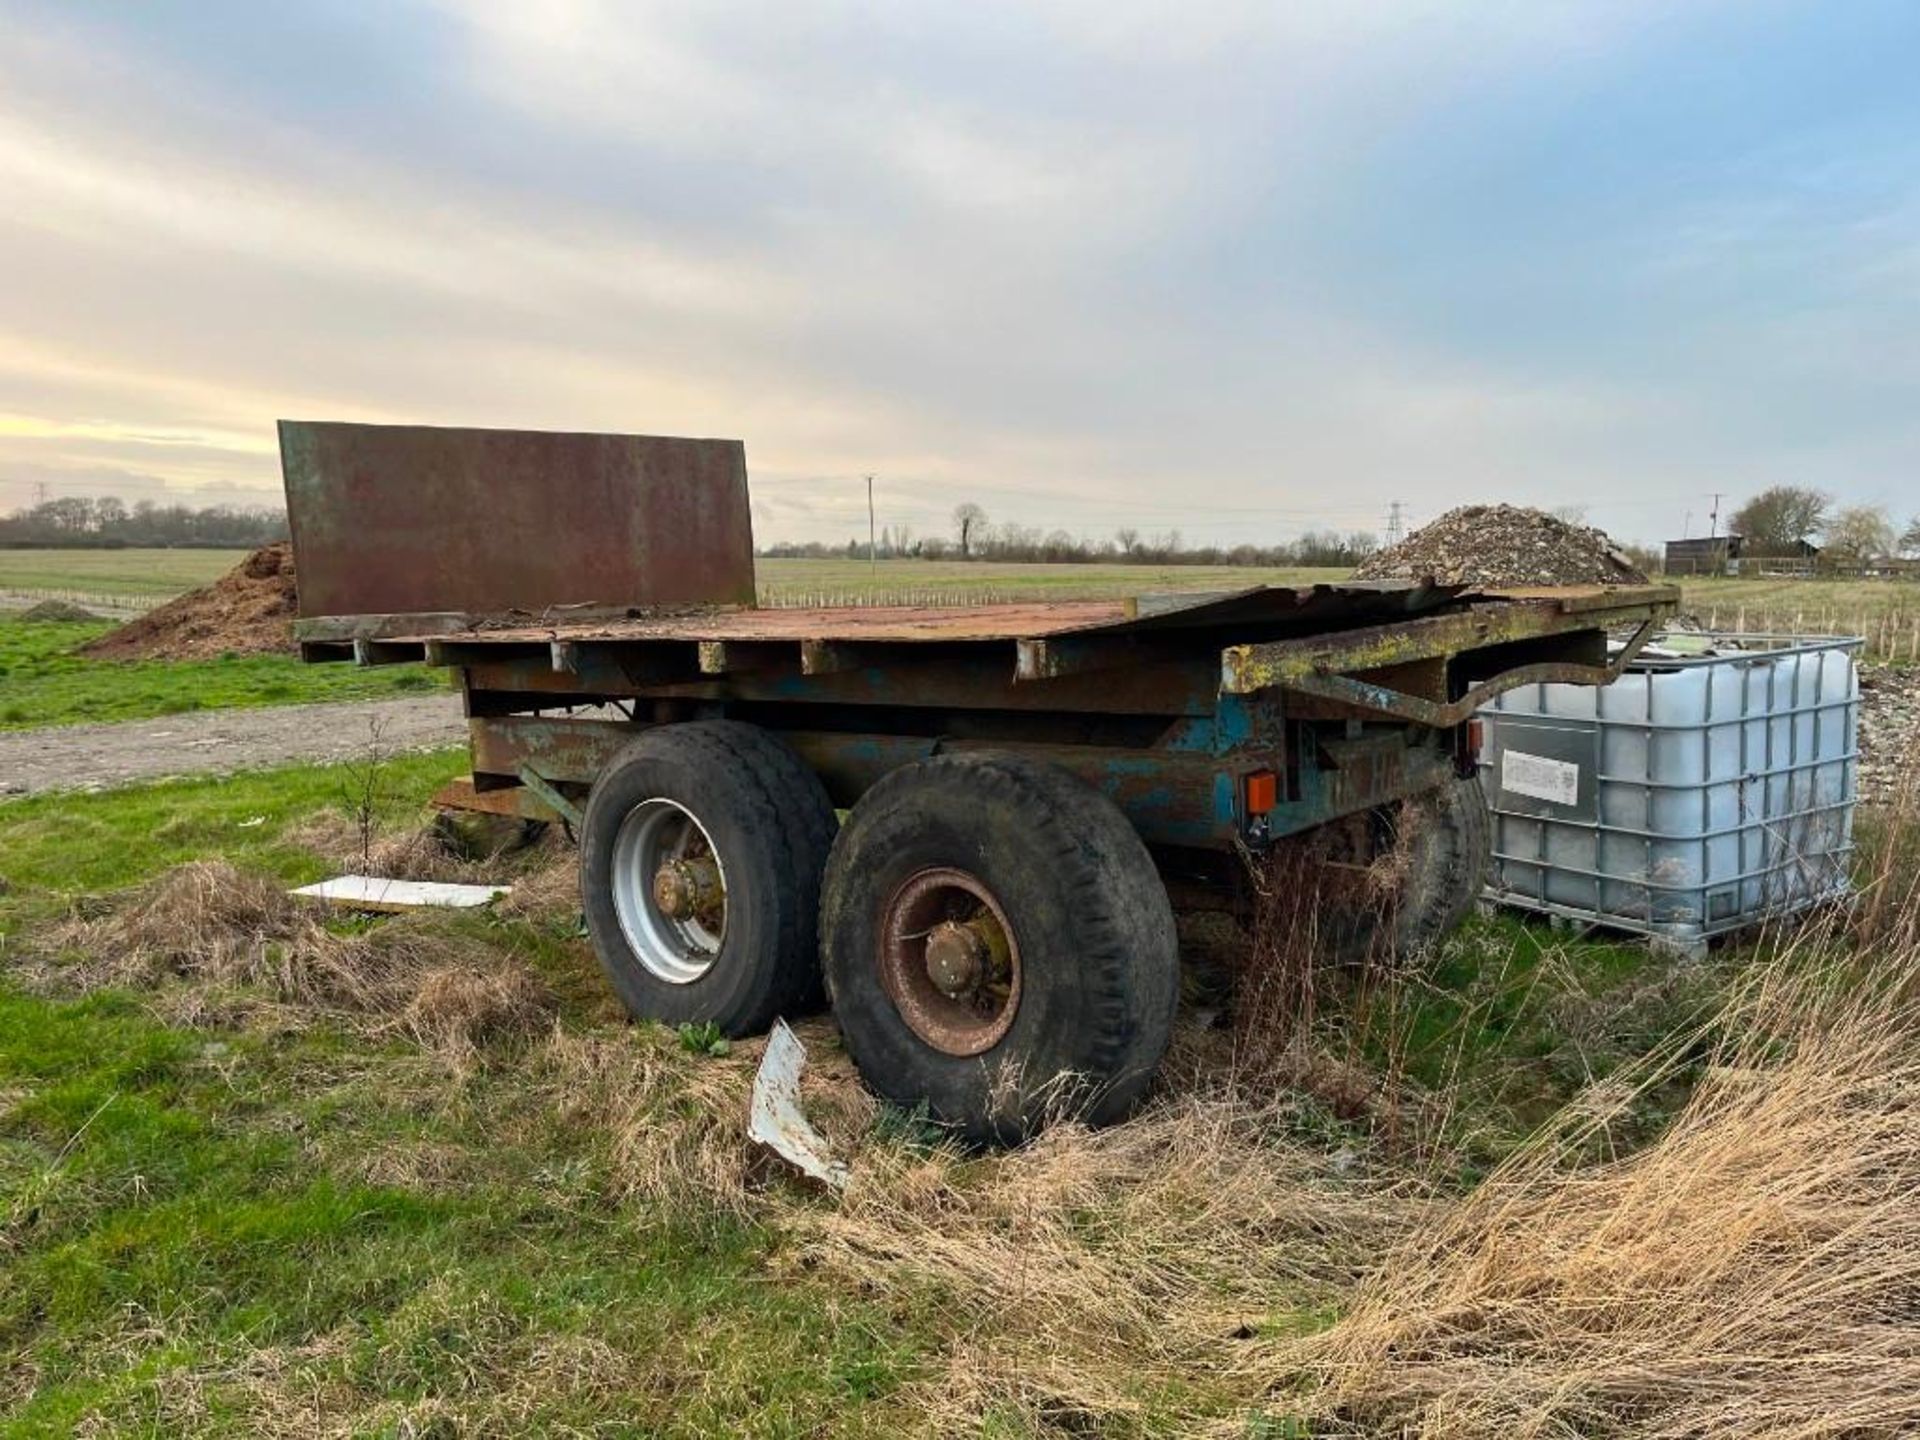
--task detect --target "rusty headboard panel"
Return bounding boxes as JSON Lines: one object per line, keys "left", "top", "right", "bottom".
{"left": 278, "top": 421, "right": 756, "bottom": 620}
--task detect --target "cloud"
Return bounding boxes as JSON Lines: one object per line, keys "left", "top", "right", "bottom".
{"left": 0, "top": 1, "right": 1915, "bottom": 539}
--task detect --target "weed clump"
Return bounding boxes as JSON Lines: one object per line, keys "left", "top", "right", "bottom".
{"left": 282, "top": 806, "right": 562, "bottom": 885}
{"left": 28, "top": 860, "right": 554, "bottom": 1059}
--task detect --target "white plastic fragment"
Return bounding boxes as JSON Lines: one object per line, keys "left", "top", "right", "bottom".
{"left": 289, "top": 875, "right": 509, "bottom": 912}
{"left": 748, "top": 1020, "right": 850, "bottom": 1191}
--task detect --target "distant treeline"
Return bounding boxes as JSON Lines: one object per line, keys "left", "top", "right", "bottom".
{"left": 761, "top": 512, "right": 1383, "bottom": 568}
{"left": 0, "top": 495, "right": 288, "bottom": 549}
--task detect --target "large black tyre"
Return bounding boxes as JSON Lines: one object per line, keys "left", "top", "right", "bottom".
{"left": 820, "top": 752, "right": 1180, "bottom": 1144}
{"left": 579, "top": 721, "right": 836, "bottom": 1035}
{"left": 1300, "top": 774, "right": 1491, "bottom": 965}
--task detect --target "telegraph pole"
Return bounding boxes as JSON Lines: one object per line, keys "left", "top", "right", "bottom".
{"left": 866, "top": 475, "right": 877, "bottom": 580}
{"left": 1707, "top": 492, "right": 1723, "bottom": 540}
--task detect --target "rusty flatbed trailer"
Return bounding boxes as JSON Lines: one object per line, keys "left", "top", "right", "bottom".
{"left": 284, "top": 422, "right": 1676, "bottom": 1141}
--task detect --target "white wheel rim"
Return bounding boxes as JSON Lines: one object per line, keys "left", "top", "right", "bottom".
{"left": 610, "top": 798, "right": 727, "bottom": 984}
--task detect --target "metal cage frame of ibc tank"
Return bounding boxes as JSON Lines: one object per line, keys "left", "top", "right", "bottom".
{"left": 1478, "top": 633, "right": 1861, "bottom": 954}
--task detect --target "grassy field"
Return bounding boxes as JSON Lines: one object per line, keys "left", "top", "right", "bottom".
{"left": 0, "top": 548, "right": 249, "bottom": 602}
{"left": 9, "top": 748, "right": 1888, "bottom": 1434}
{"left": 7, "top": 547, "right": 1918, "bottom": 623}
{"left": 753, "top": 557, "right": 1347, "bottom": 604}
{"left": 0, "top": 617, "right": 441, "bottom": 730}
{"left": 1677, "top": 575, "right": 1920, "bottom": 653}
{"left": 2, "top": 550, "right": 1917, "bottom": 1431}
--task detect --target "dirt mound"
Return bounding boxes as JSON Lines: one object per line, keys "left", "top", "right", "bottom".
{"left": 1355, "top": 505, "right": 1647, "bottom": 588}
{"left": 16, "top": 599, "right": 102, "bottom": 622}
{"left": 81, "top": 542, "right": 298, "bottom": 660}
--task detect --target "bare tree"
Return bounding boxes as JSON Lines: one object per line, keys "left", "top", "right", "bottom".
{"left": 1822, "top": 504, "right": 1895, "bottom": 567}
{"left": 1729, "top": 486, "right": 1829, "bottom": 555}
{"left": 953, "top": 502, "right": 988, "bottom": 559}
{"left": 1901, "top": 515, "right": 1920, "bottom": 558}
{"left": 1115, "top": 527, "right": 1139, "bottom": 557}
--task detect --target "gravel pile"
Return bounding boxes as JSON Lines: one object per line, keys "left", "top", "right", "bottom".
{"left": 1355, "top": 505, "right": 1648, "bottom": 588}
{"left": 81, "top": 543, "right": 298, "bottom": 660}
{"left": 1858, "top": 665, "right": 1920, "bottom": 807}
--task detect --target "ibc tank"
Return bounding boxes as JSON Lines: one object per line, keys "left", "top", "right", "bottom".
{"left": 1477, "top": 634, "right": 1859, "bottom": 952}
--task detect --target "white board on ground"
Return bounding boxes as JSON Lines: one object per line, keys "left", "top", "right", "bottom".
{"left": 290, "top": 875, "right": 509, "bottom": 912}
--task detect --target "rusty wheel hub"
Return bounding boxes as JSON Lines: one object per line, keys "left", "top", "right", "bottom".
{"left": 653, "top": 855, "right": 723, "bottom": 924}
{"left": 924, "top": 920, "right": 987, "bottom": 994}
{"left": 610, "top": 798, "right": 728, "bottom": 985}
{"left": 879, "top": 868, "right": 1021, "bottom": 1056}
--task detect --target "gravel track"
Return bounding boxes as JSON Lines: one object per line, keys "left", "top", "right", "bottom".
{"left": 0, "top": 694, "right": 468, "bottom": 797}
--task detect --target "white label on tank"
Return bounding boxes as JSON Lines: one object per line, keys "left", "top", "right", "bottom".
{"left": 1502, "top": 749, "right": 1581, "bottom": 807}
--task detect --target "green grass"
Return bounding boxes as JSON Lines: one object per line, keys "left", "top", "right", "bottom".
{"left": 754, "top": 556, "right": 1349, "bottom": 602}
{"left": 0, "top": 753, "right": 931, "bottom": 1435}
{"left": 0, "top": 751, "right": 1739, "bottom": 1434}
{"left": 0, "top": 618, "right": 442, "bottom": 731}
{"left": 1678, "top": 575, "right": 1920, "bottom": 619}
{"left": 0, "top": 750, "right": 469, "bottom": 932}
{"left": 4, "top": 748, "right": 1858, "bottom": 1433}
{"left": 0, "top": 991, "right": 921, "bottom": 1437}
{"left": 1348, "top": 914, "right": 1723, "bottom": 1172}
{"left": 0, "top": 548, "right": 249, "bottom": 600}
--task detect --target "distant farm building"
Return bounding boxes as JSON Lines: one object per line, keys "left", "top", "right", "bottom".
{"left": 1664, "top": 535, "right": 1819, "bottom": 575}
{"left": 1664, "top": 535, "right": 1743, "bottom": 575}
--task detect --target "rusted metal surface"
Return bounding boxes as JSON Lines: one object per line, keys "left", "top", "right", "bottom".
{"left": 431, "top": 776, "right": 562, "bottom": 823}
{"left": 1220, "top": 592, "right": 1674, "bottom": 694}
{"left": 513, "top": 765, "right": 584, "bottom": 828}
{"left": 456, "top": 645, "right": 1222, "bottom": 717}
{"left": 306, "top": 579, "right": 1672, "bottom": 734}
{"left": 879, "top": 868, "right": 1022, "bottom": 1056}
{"left": 462, "top": 713, "right": 1454, "bottom": 848}
{"left": 304, "top": 599, "right": 1134, "bottom": 648}
{"left": 1266, "top": 617, "right": 1665, "bottom": 727}
{"left": 299, "top": 579, "right": 1661, "bottom": 650}
{"left": 280, "top": 421, "right": 756, "bottom": 619}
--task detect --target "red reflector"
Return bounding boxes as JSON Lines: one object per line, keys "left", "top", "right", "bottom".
{"left": 1467, "top": 720, "right": 1485, "bottom": 756}
{"left": 1245, "top": 770, "right": 1278, "bottom": 814}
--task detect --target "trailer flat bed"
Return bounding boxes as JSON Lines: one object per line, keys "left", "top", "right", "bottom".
{"left": 301, "top": 581, "right": 1661, "bottom": 650}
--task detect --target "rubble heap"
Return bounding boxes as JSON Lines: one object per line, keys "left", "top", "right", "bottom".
{"left": 1858, "top": 665, "right": 1920, "bottom": 807}
{"left": 1354, "top": 505, "right": 1648, "bottom": 588}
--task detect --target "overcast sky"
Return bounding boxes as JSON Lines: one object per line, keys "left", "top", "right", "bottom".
{"left": 1, "top": 1, "right": 1915, "bottom": 547}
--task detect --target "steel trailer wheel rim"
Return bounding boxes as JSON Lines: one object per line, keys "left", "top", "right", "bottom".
{"left": 610, "top": 798, "right": 728, "bottom": 984}
{"left": 878, "top": 867, "right": 1022, "bottom": 1056}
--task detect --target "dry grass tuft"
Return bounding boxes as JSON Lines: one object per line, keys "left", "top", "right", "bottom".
{"left": 1260, "top": 938, "right": 1920, "bottom": 1439}
{"left": 525, "top": 1017, "right": 877, "bottom": 1213}
{"left": 791, "top": 1056, "right": 1417, "bottom": 1433}
{"left": 27, "top": 860, "right": 554, "bottom": 1060}
{"left": 1229, "top": 838, "right": 1454, "bottom": 1150}
{"left": 283, "top": 808, "right": 563, "bottom": 886}
{"left": 493, "top": 853, "right": 581, "bottom": 927}
{"left": 399, "top": 961, "right": 556, "bottom": 1057}
{"left": 1851, "top": 740, "right": 1920, "bottom": 953}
